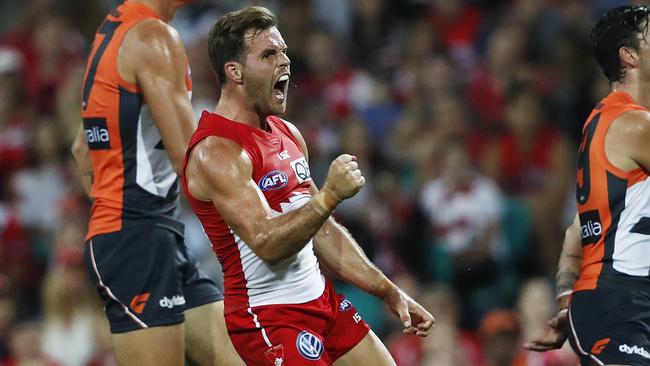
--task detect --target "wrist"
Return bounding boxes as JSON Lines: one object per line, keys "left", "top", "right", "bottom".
{"left": 557, "top": 290, "right": 572, "bottom": 311}
{"left": 310, "top": 190, "right": 337, "bottom": 218}
{"left": 370, "top": 276, "right": 397, "bottom": 299}
{"left": 314, "top": 188, "right": 341, "bottom": 212}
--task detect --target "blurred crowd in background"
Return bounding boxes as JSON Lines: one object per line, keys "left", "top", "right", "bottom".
{"left": 0, "top": 0, "right": 640, "bottom": 365}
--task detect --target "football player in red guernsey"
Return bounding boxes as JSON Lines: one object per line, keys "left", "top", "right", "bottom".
{"left": 181, "top": 6, "right": 435, "bottom": 366}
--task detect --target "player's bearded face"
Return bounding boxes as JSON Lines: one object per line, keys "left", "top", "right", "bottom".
{"left": 242, "top": 27, "right": 290, "bottom": 116}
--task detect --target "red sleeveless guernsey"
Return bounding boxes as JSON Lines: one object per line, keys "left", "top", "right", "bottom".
{"left": 181, "top": 112, "right": 325, "bottom": 314}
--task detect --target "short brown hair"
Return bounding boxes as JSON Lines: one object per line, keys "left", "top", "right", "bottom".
{"left": 208, "top": 6, "right": 277, "bottom": 85}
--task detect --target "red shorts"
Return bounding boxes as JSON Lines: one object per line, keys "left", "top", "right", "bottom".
{"left": 225, "top": 281, "right": 370, "bottom": 365}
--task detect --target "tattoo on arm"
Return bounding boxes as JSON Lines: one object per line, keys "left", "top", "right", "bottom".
{"left": 556, "top": 267, "right": 579, "bottom": 295}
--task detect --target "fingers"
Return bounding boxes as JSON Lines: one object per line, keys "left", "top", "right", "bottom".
{"left": 547, "top": 314, "right": 567, "bottom": 330}
{"left": 521, "top": 329, "right": 566, "bottom": 352}
{"left": 411, "top": 306, "right": 435, "bottom": 337}
{"left": 397, "top": 300, "right": 412, "bottom": 329}
{"left": 336, "top": 154, "right": 356, "bottom": 163}
{"left": 522, "top": 341, "right": 557, "bottom": 352}
{"left": 346, "top": 161, "right": 359, "bottom": 171}
{"left": 415, "top": 316, "right": 435, "bottom": 336}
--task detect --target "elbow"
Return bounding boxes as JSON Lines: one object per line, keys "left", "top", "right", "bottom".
{"left": 169, "top": 153, "right": 185, "bottom": 176}
{"left": 70, "top": 141, "right": 83, "bottom": 158}
{"left": 248, "top": 236, "right": 287, "bottom": 265}
{"left": 252, "top": 241, "right": 283, "bottom": 265}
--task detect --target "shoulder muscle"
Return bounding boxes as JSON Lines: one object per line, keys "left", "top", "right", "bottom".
{"left": 187, "top": 136, "right": 253, "bottom": 200}
{"left": 610, "top": 109, "right": 650, "bottom": 171}
{"left": 119, "top": 19, "right": 186, "bottom": 84}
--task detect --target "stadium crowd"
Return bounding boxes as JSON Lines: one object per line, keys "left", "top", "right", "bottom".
{"left": 0, "top": 0, "right": 635, "bottom": 365}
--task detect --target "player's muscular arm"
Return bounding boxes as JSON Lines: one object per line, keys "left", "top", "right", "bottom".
{"left": 71, "top": 122, "right": 93, "bottom": 197}
{"left": 120, "top": 20, "right": 195, "bottom": 175}
{"left": 283, "top": 121, "right": 434, "bottom": 337}
{"left": 186, "top": 136, "right": 363, "bottom": 265}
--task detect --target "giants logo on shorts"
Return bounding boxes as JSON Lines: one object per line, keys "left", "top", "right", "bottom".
{"left": 591, "top": 338, "right": 610, "bottom": 355}
{"left": 259, "top": 170, "right": 288, "bottom": 192}
{"left": 83, "top": 117, "right": 111, "bottom": 150}
{"left": 290, "top": 157, "right": 311, "bottom": 183}
{"left": 579, "top": 210, "right": 602, "bottom": 245}
{"left": 296, "top": 330, "right": 323, "bottom": 360}
{"left": 129, "top": 292, "right": 150, "bottom": 314}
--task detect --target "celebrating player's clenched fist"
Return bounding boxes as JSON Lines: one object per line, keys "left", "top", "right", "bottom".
{"left": 322, "top": 154, "right": 365, "bottom": 201}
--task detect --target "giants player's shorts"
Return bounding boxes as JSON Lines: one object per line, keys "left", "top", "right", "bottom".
{"left": 568, "top": 285, "right": 650, "bottom": 365}
{"left": 226, "top": 281, "right": 370, "bottom": 365}
{"left": 84, "top": 222, "right": 223, "bottom": 333}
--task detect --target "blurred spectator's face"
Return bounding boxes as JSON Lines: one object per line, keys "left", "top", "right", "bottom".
{"left": 442, "top": 144, "right": 470, "bottom": 185}
{"left": 432, "top": 0, "right": 462, "bottom": 19}
{"left": 34, "top": 122, "right": 59, "bottom": 164}
{"left": 356, "top": 0, "right": 384, "bottom": 19}
{"left": 305, "top": 32, "right": 336, "bottom": 77}
{"left": 34, "top": 16, "right": 65, "bottom": 59}
{"left": 9, "top": 322, "right": 43, "bottom": 361}
{"left": 405, "top": 21, "right": 437, "bottom": 61}
{"left": 340, "top": 119, "right": 370, "bottom": 158}
{"left": 419, "top": 286, "right": 459, "bottom": 323}
{"left": 484, "top": 332, "right": 519, "bottom": 365}
{"left": 0, "top": 72, "right": 20, "bottom": 120}
{"left": 0, "top": 297, "right": 15, "bottom": 336}
{"left": 62, "top": 266, "right": 87, "bottom": 294}
{"left": 505, "top": 92, "right": 541, "bottom": 134}
{"left": 420, "top": 57, "right": 454, "bottom": 95}
{"left": 434, "top": 96, "right": 466, "bottom": 136}
{"left": 487, "top": 27, "right": 524, "bottom": 72}
{"left": 518, "top": 279, "right": 553, "bottom": 322}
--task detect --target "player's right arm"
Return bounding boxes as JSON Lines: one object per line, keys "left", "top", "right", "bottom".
{"left": 71, "top": 121, "right": 93, "bottom": 197}
{"left": 185, "top": 136, "right": 364, "bottom": 264}
{"left": 524, "top": 213, "right": 581, "bottom": 351}
{"left": 118, "top": 19, "right": 196, "bottom": 175}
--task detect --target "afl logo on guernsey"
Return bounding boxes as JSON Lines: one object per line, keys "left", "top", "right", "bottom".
{"left": 259, "top": 170, "right": 288, "bottom": 191}
{"left": 296, "top": 331, "right": 323, "bottom": 360}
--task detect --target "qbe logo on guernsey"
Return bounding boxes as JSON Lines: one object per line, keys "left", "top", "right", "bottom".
{"left": 290, "top": 157, "right": 311, "bottom": 183}
{"left": 296, "top": 330, "right": 323, "bottom": 360}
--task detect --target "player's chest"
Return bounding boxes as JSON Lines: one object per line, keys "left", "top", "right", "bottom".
{"left": 251, "top": 136, "right": 312, "bottom": 200}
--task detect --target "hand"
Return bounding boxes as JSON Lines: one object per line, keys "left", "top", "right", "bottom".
{"left": 522, "top": 310, "right": 568, "bottom": 352}
{"left": 383, "top": 287, "right": 435, "bottom": 337}
{"left": 323, "top": 154, "right": 365, "bottom": 200}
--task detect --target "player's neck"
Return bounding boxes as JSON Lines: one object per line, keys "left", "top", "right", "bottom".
{"left": 612, "top": 77, "right": 650, "bottom": 108}
{"left": 128, "top": 0, "right": 179, "bottom": 22}
{"left": 215, "top": 89, "right": 267, "bottom": 129}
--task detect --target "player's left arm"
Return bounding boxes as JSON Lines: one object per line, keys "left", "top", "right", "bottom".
{"left": 524, "top": 213, "right": 581, "bottom": 352}
{"left": 284, "top": 120, "right": 434, "bottom": 337}
{"left": 70, "top": 121, "right": 93, "bottom": 197}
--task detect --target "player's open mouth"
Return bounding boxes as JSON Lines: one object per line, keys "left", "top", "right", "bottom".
{"left": 273, "top": 74, "right": 290, "bottom": 102}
